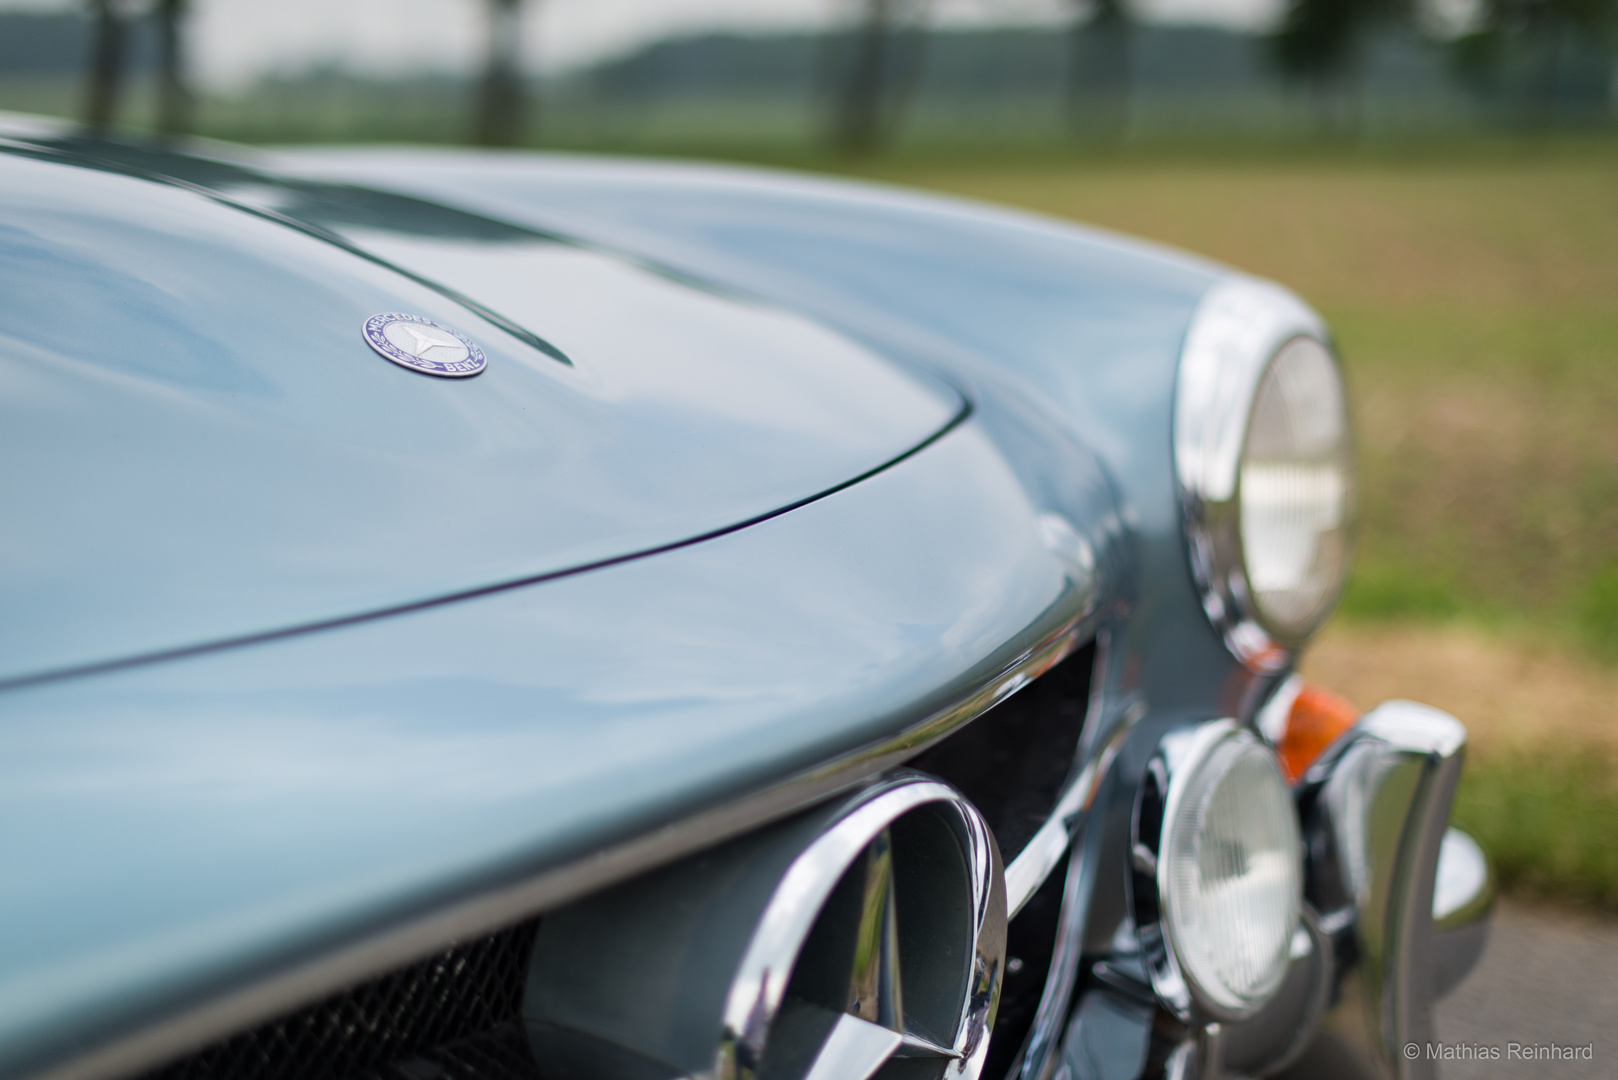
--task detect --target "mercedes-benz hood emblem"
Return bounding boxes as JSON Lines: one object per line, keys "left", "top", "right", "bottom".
{"left": 363, "top": 313, "right": 486, "bottom": 378}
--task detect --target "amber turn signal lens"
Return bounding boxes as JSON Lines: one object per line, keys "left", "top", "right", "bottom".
{"left": 1276, "top": 684, "right": 1359, "bottom": 783}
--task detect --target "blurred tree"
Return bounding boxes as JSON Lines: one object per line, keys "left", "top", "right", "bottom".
{"left": 82, "top": 0, "right": 129, "bottom": 132}
{"left": 1066, "top": 0, "right": 1132, "bottom": 139}
{"left": 1453, "top": 0, "right": 1617, "bottom": 126}
{"left": 475, "top": 0, "right": 530, "bottom": 146}
{"left": 827, "top": 0, "right": 932, "bottom": 155}
{"left": 1272, "top": 0, "right": 1410, "bottom": 132}
{"left": 154, "top": 0, "right": 192, "bottom": 136}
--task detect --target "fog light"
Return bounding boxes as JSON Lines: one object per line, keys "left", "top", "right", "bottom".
{"left": 1138, "top": 722, "right": 1303, "bottom": 1020}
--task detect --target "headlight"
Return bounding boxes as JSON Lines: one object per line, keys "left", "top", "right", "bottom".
{"left": 1240, "top": 337, "right": 1352, "bottom": 638}
{"left": 1134, "top": 721, "right": 1303, "bottom": 1020}
{"left": 1176, "top": 279, "right": 1354, "bottom": 670}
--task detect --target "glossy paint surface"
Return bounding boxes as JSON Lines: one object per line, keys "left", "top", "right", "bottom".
{"left": 275, "top": 151, "right": 1249, "bottom": 717}
{"left": 0, "top": 134, "right": 1286, "bottom": 1080}
{"left": 0, "top": 150, "right": 957, "bottom": 684}
{"left": 0, "top": 421, "right": 1102, "bottom": 1078}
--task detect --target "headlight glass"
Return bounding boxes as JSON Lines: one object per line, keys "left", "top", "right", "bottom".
{"left": 1239, "top": 337, "right": 1353, "bottom": 640}
{"left": 1175, "top": 280, "right": 1354, "bottom": 670}
{"left": 1162, "top": 732, "right": 1301, "bottom": 1015}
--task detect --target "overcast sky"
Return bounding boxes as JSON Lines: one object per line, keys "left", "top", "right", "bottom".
{"left": 4, "top": 0, "right": 1289, "bottom": 91}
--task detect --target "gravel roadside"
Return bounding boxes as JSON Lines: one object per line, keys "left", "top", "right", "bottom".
{"left": 1433, "top": 901, "right": 1617, "bottom": 1079}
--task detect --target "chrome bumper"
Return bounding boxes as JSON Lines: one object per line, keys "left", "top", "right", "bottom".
{"left": 1286, "top": 701, "right": 1493, "bottom": 1080}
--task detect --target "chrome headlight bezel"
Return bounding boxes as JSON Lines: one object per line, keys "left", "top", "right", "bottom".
{"left": 1131, "top": 720, "right": 1304, "bottom": 1023}
{"left": 1174, "top": 278, "right": 1354, "bottom": 672}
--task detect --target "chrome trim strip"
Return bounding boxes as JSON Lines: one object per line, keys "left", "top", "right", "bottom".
{"left": 1173, "top": 277, "right": 1332, "bottom": 672}
{"left": 1003, "top": 707, "right": 1137, "bottom": 918}
{"left": 25, "top": 614, "right": 1093, "bottom": 1080}
{"left": 1008, "top": 798, "right": 1108, "bottom": 1080}
{"left": 1254, "top": 672, "right": 1302, "bottom": 745}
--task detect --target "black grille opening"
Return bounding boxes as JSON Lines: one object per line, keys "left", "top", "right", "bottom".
{"left": 909, "top": 639, "right": 1096, "bottom": 863}
{"left": 141, "top": 920, "right": 543, "bottom": 1080}
{"left": 908, "top": 638, "right": 1097, "bottom": 1080}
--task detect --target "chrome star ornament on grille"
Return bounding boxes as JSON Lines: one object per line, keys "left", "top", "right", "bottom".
{"left": 717, "top": 778, "right": 1008, "bottom": 1080}
{"left": 773, "top": 830, "right": 969, "bottom": 1080}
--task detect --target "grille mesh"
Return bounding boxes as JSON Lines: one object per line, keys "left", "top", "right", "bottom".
{"left": 142, "top": 921, "right": 543, "bottom": 1080}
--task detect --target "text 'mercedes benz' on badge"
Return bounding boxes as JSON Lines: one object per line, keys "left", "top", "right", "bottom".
{"left": 363, "top": 314, "right": 486, "bottom": 378}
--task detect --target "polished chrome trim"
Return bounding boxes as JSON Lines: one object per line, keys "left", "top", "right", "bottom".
{"left": 716, "top": 774, "right": 1007, "bottom": 1080}
{"left": 1432, "top": 827, "right": 1491, "bottom": 930}
{"left": 1431, "top": 828, "right": 1492, "bottom": 999}
{"left": 1174, "top": 277, "right": 1334, "bottom": 672}
{"left": 1004, "top": 706, "right": 1137, "bottom": 918}
{"left": 1008, "top": 845, "right": 1089, "bottom": 1080}
{"left": 26, "top": 615, "right": 1091, "bottom": 1080}
{"left": 1308, "top": 700, "right": 1467, "bottom": 1080}
{"left": 1254, "top": 672, "right": 1302, "bottom": 746}
{"left": 1005, "top": 781, "right": 1115, "bottom": 1080}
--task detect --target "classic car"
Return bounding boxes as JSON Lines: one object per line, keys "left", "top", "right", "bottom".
{"left": 0, "top": 112, "right": 1491, "bottom": 1080}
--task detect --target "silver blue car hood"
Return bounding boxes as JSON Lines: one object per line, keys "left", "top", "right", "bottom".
{"left": 0, "top": 149, "right": 960, "bottom": 686}
{"left": 0, "top": 131, "right": 1236, "bottom": 1080}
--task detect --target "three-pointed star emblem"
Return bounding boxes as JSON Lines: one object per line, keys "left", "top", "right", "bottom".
{"left": 771, "top": 830, "right": 964, "bottom": 1080}
{"left": 362, "top": 313, "right": 486, "bottom": 378}
{"left": 708, "top": 778, "right": 1005, "bottom": 1080}
{"left": 396, "top": 322, "right": 464, "bottom": 358}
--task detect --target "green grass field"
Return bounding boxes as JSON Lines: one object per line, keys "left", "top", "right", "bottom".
{"left": 1453, "top": 748, "right": 1618, "bottom": 909}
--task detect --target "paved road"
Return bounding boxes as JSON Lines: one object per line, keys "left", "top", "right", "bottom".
{"left": 1433, "top": 901, "right": 1617, "bottom": 1079}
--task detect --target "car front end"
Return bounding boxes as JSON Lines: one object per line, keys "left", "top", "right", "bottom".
{"left": 0, "top": 121, "right": 1489, "bottom": 1080}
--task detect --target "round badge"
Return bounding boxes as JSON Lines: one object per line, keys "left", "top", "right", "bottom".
{"left": 363, "top": 314, "right": 486, "bottom": 378}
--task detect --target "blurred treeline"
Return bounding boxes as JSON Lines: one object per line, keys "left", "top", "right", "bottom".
{"left": 1, "top": 0, "right": 1616, "bottom": 153}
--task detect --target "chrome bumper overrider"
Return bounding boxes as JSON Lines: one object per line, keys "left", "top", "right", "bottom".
{"left": 1221, "top": 700, "right": 1490, "bottom": 1080}
{"left": 1292, "top": 701, "right": 1486, "bottom": 1080}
